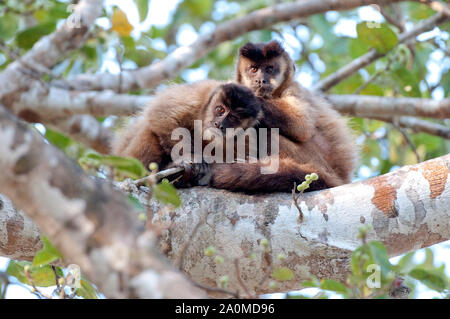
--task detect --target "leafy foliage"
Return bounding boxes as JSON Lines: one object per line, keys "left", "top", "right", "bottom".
{"left": 0, "top": 0, "right": 449, "bottom": 299}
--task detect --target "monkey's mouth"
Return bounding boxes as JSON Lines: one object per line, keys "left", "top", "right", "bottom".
{"left": 253, "top": 85, "right": 273, "bottom": 98}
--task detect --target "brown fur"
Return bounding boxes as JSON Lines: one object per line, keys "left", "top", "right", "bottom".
{"left": 208, "top": 93, "right": 358, "bottom": 193}
{"left": 112, "top": 80, "right": 223, "bottom": 169}
{"left": 203, "top": 41, "right": 359, "bottom": 192}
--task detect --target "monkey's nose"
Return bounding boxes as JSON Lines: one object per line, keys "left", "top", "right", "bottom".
{"left": 214, "top": 122, "right": 220, "bottom": 128}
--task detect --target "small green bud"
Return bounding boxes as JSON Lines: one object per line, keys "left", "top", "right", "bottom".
{"left": 278, "top": 253, "right": 285, "bottom": 261}
{"left": 149, "top": 162, "right": 158, "bottom": 171}
{"left": 310, "top": 173, "right": 319, "bottom": 181}
{"left": 24, "top": 265, "right": 30, "bottom": 273}
{"left": 248, "top": 252, "right": 256, "bottom": 260}
{"left": 305, "top": 174, "right": 311, "bottom": 181}
{"left": 161, "top": 178, "right": 169, "bottom": 184}
{"left": 297, "top": 181, "right": 309, "bottom": 192}
{"left": 204, "top": 246, "right": 216, "bottom": 257}
{"left": 219, "top": 275, "right": 229, "bottom": 289}
{"left": 138, "top": 213, "right": 147, "bottom": 222}
{"left": 269, "top": 281, "right": 277, "bottom": 290}
{"left": 260, "top": 238, "right": 269, "bottom": 248}
{"left": 214, "top": 256, "right": 224, "bottom": 264}
{"left": 58, "top": 277, "right": 65, "bottom": 286}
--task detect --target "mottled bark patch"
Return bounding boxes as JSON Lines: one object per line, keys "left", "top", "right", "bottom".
{"left": 303, "top": 189, "right": 334, "bottom": 214}
{"left": 13, "top": 153, "right": 38, "bottom": 175}
{"left": 421, "top": 159, "right": 448, "bottom": 199}
{"left": 18, "top": 109, "right": 41, "bottom": 123}
{"left": 369, "top": 175, "right": 399, "bottom": 218}
{"left": 2, "top": 213, "right": 25, "bottom": 256}
{"left": 382, "top": 224, "right": 442, "bottom": 256}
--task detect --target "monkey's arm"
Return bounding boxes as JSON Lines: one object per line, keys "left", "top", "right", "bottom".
{"left": 112, "top": 117, "right": 167, "bottom": 170}
{"left": 207, "top": 158, "right": 342, "bottom": 193}
{"left": 259, "top": 98, "right": 315, "bottom": 143}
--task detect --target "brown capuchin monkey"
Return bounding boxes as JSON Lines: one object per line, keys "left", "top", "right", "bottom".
{"left": 112, "top": 79, "right": 320, "bottom": 182}
{"left": 202, "top": 40, "right": 358, "bottom": 192}
{"left": 236, "top": 40, "right": 317, "bottom": 143}
{"left": 113, "top": 80, "right": 357, "bottom": 192}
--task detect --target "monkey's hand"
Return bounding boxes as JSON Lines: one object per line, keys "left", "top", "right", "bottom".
{"left": 167, "top": 161, "right": 212, "bottom": 188}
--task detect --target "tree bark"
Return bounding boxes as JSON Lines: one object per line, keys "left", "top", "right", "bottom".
{"left": 0, "top": 105, "right": 205, "bottom": 298}
{"left": 1, "top": 118, "right": 448, "bottom": 295}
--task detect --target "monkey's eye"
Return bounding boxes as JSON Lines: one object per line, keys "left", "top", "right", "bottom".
{"left": 250, "top": 66, "right": 258, "bottom": 73}
{"left": 266, "top": 66, "right": 273, "bottom": 74}
{"left": 215, "top": 105, "right": 225, "bottom": 116}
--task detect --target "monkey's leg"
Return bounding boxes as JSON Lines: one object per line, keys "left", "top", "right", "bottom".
{"left": 260, "top": 98, "right": 314, "bottom": 143}
{"left": 119, "top": 127, "right": 165, "bottom": 170}
{"left": 209, "top": 158, "right": 342, "bottom": 193}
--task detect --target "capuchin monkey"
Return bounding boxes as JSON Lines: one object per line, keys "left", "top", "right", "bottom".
{"left": 236, "top": 40, "right": 317, "bottom": 143}
{"left": 113, "top": 79, "right": 357, "bottom": 192}
{"left": 202, "top": 40, "right": 358, "bottom": 192}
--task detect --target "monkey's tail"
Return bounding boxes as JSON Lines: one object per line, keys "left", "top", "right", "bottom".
{"left": 210, "top": 157, "right": 342, "bottom": 193}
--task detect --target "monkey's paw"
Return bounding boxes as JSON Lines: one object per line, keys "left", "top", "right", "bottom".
{"left": 169, "top": 161, "right": 212, "bottom": 187}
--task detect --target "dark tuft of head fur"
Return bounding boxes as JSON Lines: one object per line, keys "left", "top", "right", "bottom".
{"left": 263, "top": 41, "right": 284, "bottom": 60}
{"left": 221, "top": 84, "right": 261, "bottom": 118}
{"left": 239, "top": 41, "right": 284, "bottom": 62}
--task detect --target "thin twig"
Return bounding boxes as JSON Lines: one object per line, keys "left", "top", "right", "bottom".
{"left": 191, "top": 280, "right": 239, "bottom": 298}
{"left": 134, "top": 167, "right": 185, "bottom": 187}
{"left": 234, "top": 259, "right": 255, "bottom": 298}
{"left": 292, "top": 182, "right": 304, "bottom": 223}
{"left": 391, "top": 120, "right": 422, "bottom": 163}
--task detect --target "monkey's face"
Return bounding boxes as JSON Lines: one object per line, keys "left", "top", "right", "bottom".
{"left": 204, "top": 84, "right": 262, "bottom": 136}
{"left": 242, "top": 61, "right": 283, "bottom": 98}
{"left": 237, "top": 41, "right": 291, "bottom": 98}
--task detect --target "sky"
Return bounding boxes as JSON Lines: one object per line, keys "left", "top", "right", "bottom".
{"left": 1, "top": 0, "right": 448, "bottom": 299}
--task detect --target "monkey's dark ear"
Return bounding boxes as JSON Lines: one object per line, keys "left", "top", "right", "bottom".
{"left": 239, "top": 42, "right": 264, "bottom": 62}
{"left": 263, "top": 40, "right": 284, "bottom": 60}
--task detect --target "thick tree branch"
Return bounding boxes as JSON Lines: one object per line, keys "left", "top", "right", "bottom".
{"left": 0, "top": 0, "right": 103, "bottom": 103}
{"left": 328, "top": 95, "right": 450, "bottom": 119}
{"left": 45, "top": 115, "right": 114, "bottom": 154}
{"left": 2, "top": 152, "right": 448, "bottom": 296}
{"left": 64, "top": 0, "right": 411, "bottom": 92}
{"left": 0, "top": 105, "right": 205, "bottom": 298}
{"left": 372, "top": 116, "right": 450, "bottom": 139}
{"left": 313, "top": 11, "right": 450, "bottom": 92}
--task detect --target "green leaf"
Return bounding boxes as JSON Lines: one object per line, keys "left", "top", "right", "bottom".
{"left": 45, "top": 128, "right": 72, "bottom": 150}
{"left": 135, "top": 0, "right": 149, "bottom": 22}
{"left": 6, "top": 261, "right": 60, "bottom": 287}
{"left": 75, "top": 276, "right": 98, "bottom": 299}
{"left": 272, "top": 267, "right": 294, "bottom": 281}
{"left": 357, "top": 22, "right": 398, "bottom": 54}
{"left": 78, "top": 152, "right": 147, "bottom": 179}
{"left": 367, "top": 241, "right": 392, "bottom": 277}
{"left": 320, "top": 279, "right": 349, "bottom": 294}
{"left": 33, "top": 236, "right": 63, "bottom": 267}
{"left": 348, "top": 37, "right": 370, "bottom": 59}
{"left": 395, "top": 251, "right": 416, "bottom": 274}
{"left": 153, "top": 180, "right": 181, "bottom": 208}
{"left": 16, "top": 22, "right": 57, "bottom": 49}
{"left": 407, "top": 2, "right": 436, "bottom": 20}
{"left": 127, "top": 194, "right": 145, "bottom": 212}
{"left": 0, "top": 13, "right": 19, "bottom": 41}
{"left": 180, "top": 0, "right": 213, "bottom": 18}
{"left": 409, "top": 268, "right": 447, "bottom": 292}
{"left": 391, "top": 67, "right": 421, "bottom": 97}
{"left": 440, "top": 70, "right": 450, "bottom": 97}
